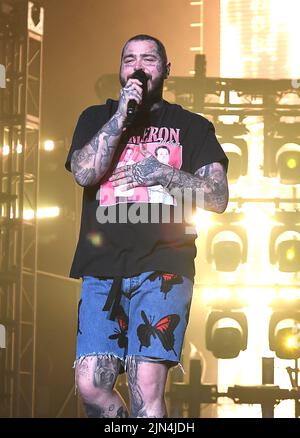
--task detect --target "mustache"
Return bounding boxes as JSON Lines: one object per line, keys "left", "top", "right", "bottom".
{"left": 129, "top": 72, "right": 151, "bottom": 81}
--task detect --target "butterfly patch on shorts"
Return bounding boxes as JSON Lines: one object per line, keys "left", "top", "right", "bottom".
{"left": 108, "top": 305, "right": 128, "bottom": 349}
{"left": 137, "top": 310, "right": 180, "bottom": 355}
{"left": 149, "top": 272, "right": 183, "bottom": 299}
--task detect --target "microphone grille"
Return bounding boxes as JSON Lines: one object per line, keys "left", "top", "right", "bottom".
{"left": 131, "top": 69, "right": 148, "bottom": 85}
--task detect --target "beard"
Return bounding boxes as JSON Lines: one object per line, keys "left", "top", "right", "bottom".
{"left": 119, "top": 71, "right": 164, "bottom": 105}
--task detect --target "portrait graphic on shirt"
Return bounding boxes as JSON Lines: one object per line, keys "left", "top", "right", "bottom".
{"left": 99, "top": 125, "right": 182, "bottom": 206}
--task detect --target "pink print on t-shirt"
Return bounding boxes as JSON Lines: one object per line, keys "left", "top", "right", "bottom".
{"left": 99, "top": 130, "right": 182, "bottom": 207}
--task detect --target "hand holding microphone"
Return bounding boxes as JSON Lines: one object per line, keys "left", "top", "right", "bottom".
{"left": 117, "top": 69, "right": 148, "bottom": 120}
{"left": 126, "top": 69, "right": 148, "bottom": 116}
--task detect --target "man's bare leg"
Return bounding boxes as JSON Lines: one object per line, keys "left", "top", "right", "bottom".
{"left": 75, "top": 355, "right": 128, "bottom": 418}
{"left": 127, "top": 356, "right": 168, "bottom": 418}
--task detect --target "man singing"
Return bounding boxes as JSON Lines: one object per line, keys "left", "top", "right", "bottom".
{"left": 65, "top": 34, "right": 229, "bottom": 418}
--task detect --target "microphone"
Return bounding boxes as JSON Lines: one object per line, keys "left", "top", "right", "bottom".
{"left": 127, "top": 69, "right": 148, "bottom": 117}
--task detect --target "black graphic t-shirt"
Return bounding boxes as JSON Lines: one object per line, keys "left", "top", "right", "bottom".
{"left": 65, "top": 99, "right": 228, "bottom": 280}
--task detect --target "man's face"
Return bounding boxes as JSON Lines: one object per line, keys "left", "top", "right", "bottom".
{"left": 156, "top": 148, "right": 170, "bottom": 164}
{"left": 119, "top": 40, "right": 168, "bottom": 100}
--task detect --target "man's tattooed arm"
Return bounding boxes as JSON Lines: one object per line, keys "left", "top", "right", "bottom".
{"left": 161, "top": 162, "right": 229, "bottom": 213}
{"left": 110, "top": 155, "right": 229, "bottom": 213}
{"left": 70, "top": 111, "right": 126, "bottom": 187}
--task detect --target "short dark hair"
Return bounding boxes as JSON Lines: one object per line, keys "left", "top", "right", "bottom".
{"left": 155, "top": 145, "right": 170, "bottom": 156}
{"left": 121, "top": 34, "right": 168, "bottom": 66}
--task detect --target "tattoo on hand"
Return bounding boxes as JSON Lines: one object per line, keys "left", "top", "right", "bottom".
{"left": 132, "top": 155, "right": 162, "bottom": 185}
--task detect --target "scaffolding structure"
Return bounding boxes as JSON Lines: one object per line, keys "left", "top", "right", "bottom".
{"left": 0, "top": 0, "right": 43, "bottom": 417}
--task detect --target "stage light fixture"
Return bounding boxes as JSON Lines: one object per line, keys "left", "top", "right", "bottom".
{"left": 269, "top": 227, "right": 300, "bottom": 272}
{"left": 264, "top": 116, "right": 300, "bottom": 184}
{"left": 215, "top": 121, "right": 248, "bottom": 183}
{"left": 205, "top": 310, "right": 248, "bottom": 359}
{"left": 276, "top": 143, "right": 300, "bottom": 185}
{"left": 269, "top": 311, "right": 300, "bottom": 359}
{"left": 206, "top": 224, "right": 248, "bottom": 272}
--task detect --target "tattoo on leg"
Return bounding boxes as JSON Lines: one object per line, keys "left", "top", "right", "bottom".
{"left": 78, "top": 356, "right": 129, "bottom": 418}
{"left": 76, "top": 357, "right": 90, "bottom": 378}
{"left": 84, "top": 401, "right": 128, "bottom": 418}
{"left": 116, "top": 406, "right": 129, "bottom": 418}
{"left": 83, "top": 402, "right": 105, "bottom": 418}
{"left": 93, "top": 356, "right": 119, "bottom": 389}
{"left": 127, "top": 358, "right": 169, "bottom": 417}
{"left": 127, "top": 357, "right": 168, "bottom": 418}
{"left": 127, "top": 358, "right": 148, "bottom": 417}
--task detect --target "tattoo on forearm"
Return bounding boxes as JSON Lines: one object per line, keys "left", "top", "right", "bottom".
{"left": 71, "top": 111, "right": 125, "bottom": 186}
{"left": 104, "top": 115, "right": 122, "bottom": 136}
{"left": 159, "top": 162, "right": 228, "bottom": 213}
{"left": 90, "top": 135, "right": 99, "bottom": 153}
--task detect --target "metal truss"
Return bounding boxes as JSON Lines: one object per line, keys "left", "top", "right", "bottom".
{"left": 0, "top": 0, "right": 43, "bottom": 417}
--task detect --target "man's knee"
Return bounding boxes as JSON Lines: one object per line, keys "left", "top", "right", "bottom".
{"left": 75, "top": 354, "right": 121, "bottom": 401}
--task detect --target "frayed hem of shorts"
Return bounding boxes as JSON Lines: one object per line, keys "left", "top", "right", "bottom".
{"left": 124, "top": 354, "right": 185, "bottom": 374}
{"left": 72, "top": 352, "right": 125, "bottom": 394}
{"left": 72, "top": 352, "right": 124, "bottom": 369}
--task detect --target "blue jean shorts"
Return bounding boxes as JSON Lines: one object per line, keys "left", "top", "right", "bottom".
{"left": 76, "top": 271, "right": 193, "bottom": 370}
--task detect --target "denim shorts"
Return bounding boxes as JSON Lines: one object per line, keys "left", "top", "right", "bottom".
{"left": 76, "top": 271, "right": 193, "bottom": 370}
